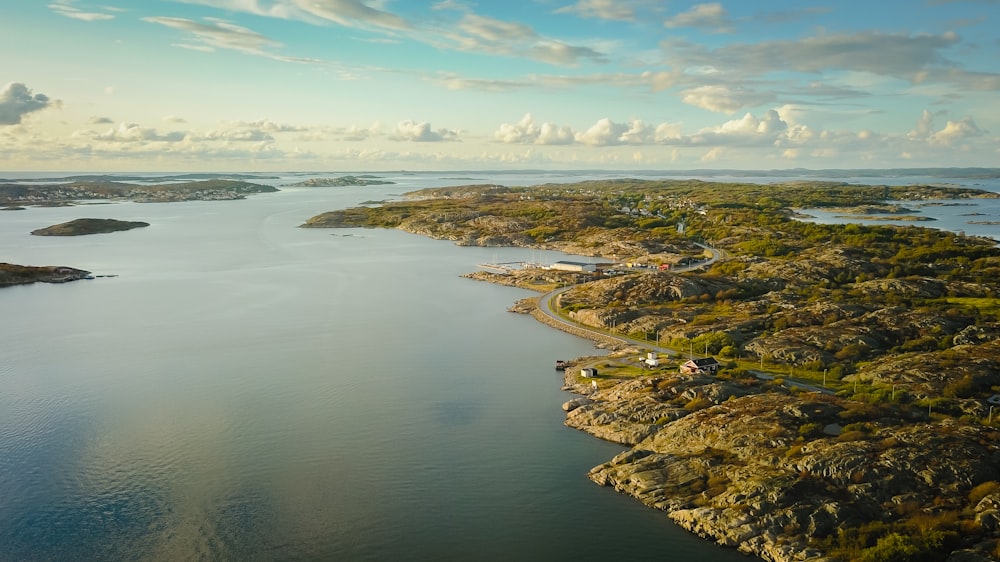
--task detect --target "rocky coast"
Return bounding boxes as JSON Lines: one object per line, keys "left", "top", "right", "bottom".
{"left": 0, "top": 263, "right": 92, "bottom": 287}
{"left": 303, "top": 178, "right": 1000, "bottom": 561}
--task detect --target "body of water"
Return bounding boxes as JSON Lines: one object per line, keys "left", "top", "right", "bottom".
{"left": 0, "top": 172, "right": 748, "bottom": 561}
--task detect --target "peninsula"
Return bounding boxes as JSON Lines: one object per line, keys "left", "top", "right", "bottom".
{"left": 31, "top": 218, "right": 150, "bottom": 236}
{"left": 303, "top": 179, "right": 1000, "bottom": 561}
{"left": 0, "top": 263, "right": 92, "bottom": 287}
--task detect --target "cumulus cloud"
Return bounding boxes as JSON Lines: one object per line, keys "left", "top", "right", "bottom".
{"left": 555, "top": 0, "right": 636, "bottom": 21}
{"left": 0, "top": 83, "right": 57, "bottom": 125}
{"left": 388, "top": 120, "right": 459, "bottom": 142}
{"left": 91, "top": 122, "right": 187, "bottom": 142}
{"left": 90, "top": 116, "right": 114, "bottom": 125}
{"left": 341, "top": 122, "right": 381, "bottom": 141}
{"left": 680, "top": 85, "right": 773, "bottom": 113}
{"left": 49, "top": 0, "right": 115, "bottom": 21}
{"left": 664, "top": 3, "right": 733, "bottom": 33}
{"left": 494, "top": 114, "right": 575, "bottom": 145}
{"left": 576, "top": 118, "right": 657, "bottom": 146}
{"left": 929, "top": 117, "right": 982, "bottom": 145}
{"left": 908, "top": 109, "right": 983, "bottom": 145}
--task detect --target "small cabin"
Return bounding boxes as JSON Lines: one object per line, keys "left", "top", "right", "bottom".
{"left": 580, "top": 367, "right": 599, "bottom": 378}
{"left": 679, "top": 357, "right": 721, "bottom": 375}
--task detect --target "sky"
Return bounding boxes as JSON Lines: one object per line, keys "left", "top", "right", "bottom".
{"left": 1, "top": 0, "right": 999, "bottom": 172}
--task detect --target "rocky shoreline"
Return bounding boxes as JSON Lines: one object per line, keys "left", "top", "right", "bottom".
{"left": 0, "top": 263, "right": 93, "bottom": 287}
{"left": 302, "top": 178, "right": 1000, "bottom": 561}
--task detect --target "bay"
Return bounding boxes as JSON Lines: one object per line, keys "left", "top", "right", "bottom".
{"left": 0, "top": 173, "right": 746, "bottom": 561}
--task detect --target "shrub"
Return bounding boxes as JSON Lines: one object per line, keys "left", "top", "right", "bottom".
{"left": 968, "top": 481, "right": 1000, "bottom": 506}
{"left": 684, "top": 397, "right": 713, "bottom": 411}
{"left": 798, "top": 422, "right": 823, "bottom": 439}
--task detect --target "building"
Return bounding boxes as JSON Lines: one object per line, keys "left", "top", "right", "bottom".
{"left": 643, "top": 352, "right": 660, "bottom": 368}
{"left": 679, "top": 357, "right": 721, "bottom": 375}
{"left": 550, "top": 261, "right": 597, "bottom": 273}
{"left": 580, "top": 367, "right": 599, "bottom": 378}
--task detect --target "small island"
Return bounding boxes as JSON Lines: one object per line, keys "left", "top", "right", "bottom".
{"left": 284, "top": 175, "right": 395, "bottom": 187}
{"left": 31, "top": 218, "right": 150, "bottom": 236}
{"left": 0, "top": 263, "right": 92, "bottom": 287}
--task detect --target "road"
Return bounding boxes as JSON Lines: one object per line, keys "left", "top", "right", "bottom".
{"left": 535, "top": 243, "right": 724, "bottom": 358}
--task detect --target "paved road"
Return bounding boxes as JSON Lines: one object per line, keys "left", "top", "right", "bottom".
{"left": 536, "top": 243, "right": 723, "bottom": 358}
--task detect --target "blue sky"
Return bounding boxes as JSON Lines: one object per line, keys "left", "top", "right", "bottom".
{"left": 1, "top": 0, "right": 998, "bottom": 171}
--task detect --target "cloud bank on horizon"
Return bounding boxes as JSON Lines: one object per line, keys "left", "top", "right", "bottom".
{"left": 1, "top": 0, "right": 998, "bottom": 171}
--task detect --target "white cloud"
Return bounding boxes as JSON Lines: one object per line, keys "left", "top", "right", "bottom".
{"left": 929, "top": 117, "right": 982, "bottom": 145}
{"left": 664, "top": 3, "right": 733, "bottom": 33}
{"left": 555, "top": 0, "right": 636, "bottom": 21}
{"left": 494, "top": 114, "right": 575, "bottom": 145}
{"left": 388, "top": 120, "right": 459, "bottom": 142}
{"left": 341, "top": 122, "right": 381, "bottom": 141}
{"left": 231, "top": 119, "right": 306, "bottom": 133}
{"left": 291, "top": 0, "right": 410, "bottom": 30}
{"left": 144, "top": 16, "right": 280, "bottom": 54}
{"left": 575, "top": 118, "right": 657, "bottom": 146}
{"left": 90, "top": 122, "right": 187, "bottom": 142}
{"left": 443, "top": 12, "right": 607, "bottom": 66}
{"left": 700, "top": 146, "right": 724, "bottom": 162}
{"left": 49, "top": 0, "right": 115, "bottom": 21}
{"left": 0, "top": 83, "right": 57, "bottom": 125}
{"left": 175, "top": 0, "right": 409, "bottom": 30}
{"left": 667, "top": 31, "right": 972, "bottom": 84}
{"left": 908, "top": 109, "right": 983, "bottom": 145}
{"left": 198, "top": 129, "right": 275, "bottom": 142}
{"left": 680, "top": 85, "right": 772, "bottom": 113}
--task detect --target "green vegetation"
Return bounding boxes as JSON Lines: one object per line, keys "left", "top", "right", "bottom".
{"left": 306, "top": 177, "right": 1000, "bottom": 560}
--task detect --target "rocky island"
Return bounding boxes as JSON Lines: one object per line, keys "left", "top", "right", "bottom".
{"left": 0, "top": 178, "right": 278, "bottom": 206}
{"left": 284, "top": 175, "right": 395, "bottom": 187}
{"left": 0, "top": 263, "right": 92, "bottom": 287}
{"left": 304, "top": 178, "right": 1000, "bottom": 561}
{"left": 31, "top": 218, "right": 150, "bottom": 236}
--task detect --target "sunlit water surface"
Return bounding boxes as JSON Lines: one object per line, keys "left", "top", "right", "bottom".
{"left": 2, "top": 171, "right": 996, "bottom": 560}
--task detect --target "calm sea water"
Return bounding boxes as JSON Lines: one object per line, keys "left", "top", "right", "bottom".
{"left": 0, "top": 172, "right": 749, "bottom": 561}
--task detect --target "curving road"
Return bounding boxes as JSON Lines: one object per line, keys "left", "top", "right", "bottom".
{"left": 536, "top": 243, "right": 724, "bottom": 358}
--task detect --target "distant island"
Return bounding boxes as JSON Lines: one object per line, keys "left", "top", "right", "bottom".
{"left": 0, "top": 263, "right": 92, "bottom": 287}
{"left": 0, "top": 178, "right": 278, "bottom": 206}
{"left": 303, "top": 178, "right": 1000, "bottom": 562}
{"left": 31, "top": 218, "right": 150, "bottom": 236}
{"left": 284, "top": 175, "right": 395, "bottom": 187}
